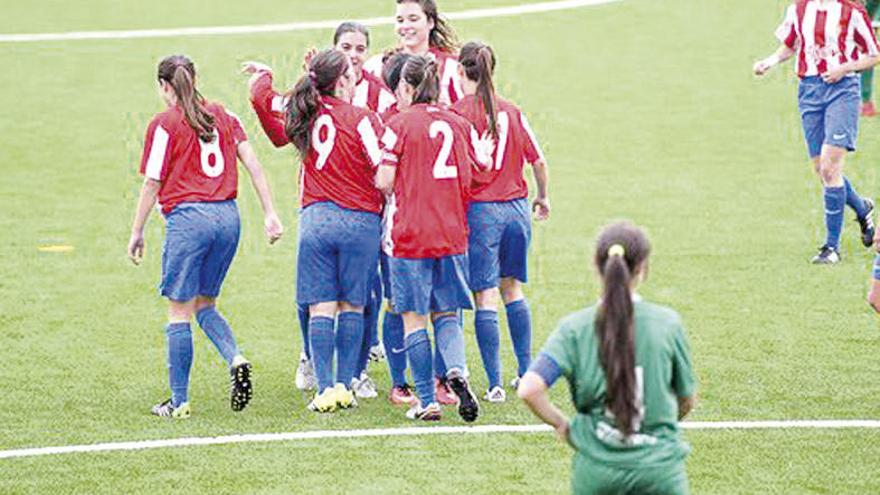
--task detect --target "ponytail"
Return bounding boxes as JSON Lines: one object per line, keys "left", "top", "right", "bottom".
{"left": 401, "top": 55, "right": 440, "bottom": 105}
{"left": 593, "top": 222, "right": 651, "bottom": 438}
{"left": 460, "top": 42, "right": 498, "bottom": 139}
{"left": 284, "top": 49, "right": 349, "bottom": 157}
{"left": 157, "top": 55, "right": 215, "bottom": 142}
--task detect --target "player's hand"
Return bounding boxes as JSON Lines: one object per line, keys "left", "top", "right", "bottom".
{"left": 241, "top": 61, "right": 273, "bottom": 75}
{"left": 752, "top": 59, "right": 772, "bottom": 76}
{"left": 127, "top": 231, "right": 145, "bottom": 265}
{"left": 302, "top": 48, "right": 318, "bottom": 71}
{"left": 555, "top": 421, "right": 572, "bottom": 448}
{"left": 264, "top": 212, "right": 284, "bottom": 245}
{"left": 822, "top": 66, "right": 847, "bottom": 84}
{"left": 532, "top": 196, "right": 550, "bottom": 221}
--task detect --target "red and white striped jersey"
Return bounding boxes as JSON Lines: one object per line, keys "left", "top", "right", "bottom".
{"left": 775, "top": 0, "right": 879, "bottom": 78}
{"left": 364, "top": 47, "right": 463, "bottom": 106}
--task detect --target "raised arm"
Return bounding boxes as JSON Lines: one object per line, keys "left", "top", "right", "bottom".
{"left": 242, "top": 64, "right": 291, "bottom": 148}
{"left": 236, "top": 141, "right": 283, "bottom": 244}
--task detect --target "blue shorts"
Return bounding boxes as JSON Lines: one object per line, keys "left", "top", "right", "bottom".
{"left": 798, "top": 75, "right": 860, "bottom": 158}
{"left": 389, "top": 254, "right": 473, "bottom": 315}
{"left": 160, "top": 200, "right": 240, "bottom": 302}
{"left": 467, "top": 199, "right": 531, "bottom": 292}
{"left": 296, "top": 201, "right": 381, "bottom": 307}
{"left": 873, "top": 254, "right": 880, "bottom": 280}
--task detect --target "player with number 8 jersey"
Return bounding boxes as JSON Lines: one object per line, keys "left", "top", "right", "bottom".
{"left": 376, "top": 55, "right": 491, "bottom": 422}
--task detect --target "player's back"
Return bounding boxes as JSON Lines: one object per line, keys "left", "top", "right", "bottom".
{"left": 141, "top": 101, "right": 245, "bottom": 214}
{"left": 382, "top": 104, "right": 475, "bottom": 258}
{"left": 451, "top": 95, "right": 544, "bottom": 203}
{"left": 300, "top": 96, "right": 384, "bottom": 215}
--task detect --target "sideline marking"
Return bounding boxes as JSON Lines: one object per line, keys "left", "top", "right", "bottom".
{"left": 0, "top": 0, "right": 623, "bottom": 43}
{"left": 2, "top": 420, "right": 880, "bottom": 460}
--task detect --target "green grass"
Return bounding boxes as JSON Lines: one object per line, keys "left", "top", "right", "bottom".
{"left": 2, "top": 0, "right": 880, "bottom": 493}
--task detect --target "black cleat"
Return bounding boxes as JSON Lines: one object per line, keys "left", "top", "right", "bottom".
{"left": 230, "top": 361, "right": 253, "bottom": 412}
{"left": 811, "top": 245, "right": 840, "bottom": 265}
{"left": 447, "top": 373, "right": 479, "bottom": 423}
{"left": 857, "top": 198, "right": 875, "bottom": 248}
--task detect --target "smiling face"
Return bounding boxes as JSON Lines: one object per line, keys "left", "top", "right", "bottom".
{"left": 335, "top": 31, "right": 368, "bottom": 81}
{"left": 395, "top": 2, "right": 433, "bottom": 54}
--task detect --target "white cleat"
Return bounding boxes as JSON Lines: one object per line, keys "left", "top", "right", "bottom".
{"left": 369, "top": 343, "right": 386, "bottom": 362}
{"left": 295, "top": 352, "right": 316, "bottom": 391}
{"left": 352, "top": 372, "right": 379, "bottom": 399}
{"left": 483, "top": 386, "right": 507, "bottom": 403}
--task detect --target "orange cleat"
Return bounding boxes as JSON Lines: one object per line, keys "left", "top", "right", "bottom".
{"left": 861, "top": 101, "right": 877, "bottom": 117}
{"left": 434, "top": 377, "right": 458, "bottom": 405}
{"left": 389, "top": 384, "right": 417, "bottom": 406}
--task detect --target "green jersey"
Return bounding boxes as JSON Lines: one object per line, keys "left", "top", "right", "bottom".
{"left": 541, "top": 298, "right": 696, "bottom": 469}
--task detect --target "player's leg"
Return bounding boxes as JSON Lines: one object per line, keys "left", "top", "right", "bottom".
{"left": 351, "top": 266, "right": 381, "bottom": 399}
{"left": 431, "top": 254, "right": 479, "bottom": 422}
{"left": 391, "top": 257, "right": 441, "bottom": 420}
{"left": 368, "top": 270, "right": 384, "bottom": 360}
{"left": 335, "top": 301, "right": 364, "bottom": 408}
{"left": 294, "top": 302, "right": 316, "bottom": 391}
{"left": 867, "top": 255, "right": 880, "bottom": 312}
{"left": 865, "top": 0, "right": 880, "bottom": 116}
{"left": 308, "top": 301, "right": 340, "bottom": 412}
{"left": 499, "top": 199, "right": 533, "bottom": 388}
{"left": 380, "top": 253, "right": 414, "bottom": 404}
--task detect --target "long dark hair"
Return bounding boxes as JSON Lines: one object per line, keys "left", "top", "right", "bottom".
{"left": 284, "top": 49, "right": 349, "bottom": 156}
{"left": 401, "top": 55, "right": 439, "bottom": 105}
{"left": 459, "top": 41, "right": 498, "bottom": 139}
{"left": 157, "top": 55, "right": 215, "bottom": 142}
{"left": 382, "top": 52, "right": 414, "bottom": 91}
{"left": 397, "top": 0, "right": 458, "bottom": 53}
{"left": 333, "top": 21, "right": 370, "bottom": 46}
{"left": 594, "top": 221, "right": 651, "bottom": 437}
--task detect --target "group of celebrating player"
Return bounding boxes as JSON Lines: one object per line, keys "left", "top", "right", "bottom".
{"left": 128, "top": 0, "right": 550, "bottom": 423}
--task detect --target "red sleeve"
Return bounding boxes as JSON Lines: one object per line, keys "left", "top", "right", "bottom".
{"left": 248, "top": 72, "right": 290, "bottom": 147}
{"left": 224, "top": 109, "right": 248, "bottom": 145}
{"left": 139, "top": 116, "right": 172, "bottom": 181}
{"left": 356, "top": 111, "right": 386, "bottom": 168}
{"left": 380, "top": 118, "right": 404, "bottom": 167}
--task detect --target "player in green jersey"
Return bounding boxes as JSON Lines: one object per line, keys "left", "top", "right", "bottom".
{"left": 861, "top": 0, "right": 880, "bottom": 116}
{"left": 518, "top": 222, "right": 697, "bottom": 495}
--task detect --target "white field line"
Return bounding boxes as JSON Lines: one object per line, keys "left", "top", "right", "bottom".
{"left": 2, "top": 420, "right": 880, "bottom": 460}
{"left": 0, "top": 0, "right": 622, "bottom": 43}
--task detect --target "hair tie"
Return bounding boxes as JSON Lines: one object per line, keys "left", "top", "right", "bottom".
{"left": 308, "top": 70, "right": 317, "bottom": 82}
{"left": 608, "top": 244, "right": 625, "bottom": 258}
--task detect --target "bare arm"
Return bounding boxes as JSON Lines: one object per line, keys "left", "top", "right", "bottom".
{"left": 127, "top": 178, "right": 161, "bottom": 265}
{"left": 531, "top": 158, "right": 550, "bottom": 221}
{"left": 376, "top": 164, "right": 396, "bottom": 196}
{"left": 823, "top": 53, "right": 880, "bottom": 83}
{"left": 753, "top": 44, "right": 796, "bottom": 76}
{"left": 678, "top": 395, "right": 695, "bottom": 421}
{"left": 517, "top": 371, "right": 571, "bottom": 446}
{"left": 237, "top": 141, "right": 284, "bottom": 244}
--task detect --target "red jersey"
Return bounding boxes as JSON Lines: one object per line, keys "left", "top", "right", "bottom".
{"left": 300, "top": 96, "right": 385, "bottom": 214}
{"left": 139, "top": 102, "right": 246, "bottom": 214}
{"left": 451, "top": 95, "right": 545, "bottom": 203}
{"left": 249, "top": 71, "right": 394, "bottom": 147}
{"left": 381, "top": 104, "right": 400, "bottom": 122}
{"left": 776, "top": 0, "right": 879, "bottom": 78}
{"left": 380, "top": 104, "right": 481, "bottom": 258}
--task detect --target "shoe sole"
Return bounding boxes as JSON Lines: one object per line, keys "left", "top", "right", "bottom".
{"left": 231, "top": 363, "right": 253, "bottom": 412}
{"left": 448, "top": 377, "right": 479, "bottom": 423}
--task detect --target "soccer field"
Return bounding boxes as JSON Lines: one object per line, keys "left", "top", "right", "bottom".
{"left": 2, "top": 0, "right": 880, "bottom": 493}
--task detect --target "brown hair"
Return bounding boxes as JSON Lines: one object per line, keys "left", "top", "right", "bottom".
{"left": 593, "top": 221, "right": 651, "bottom": 437}
{"left": 401, "top": 55, "right": 440, "bottom": 105}
{"left": 382, "top": 52, "right": 414, "bottom": 91}
{"left": 333, "top": 22, "right": 370, "bottom": 46}
{"left": 396, "top": 0, "right": 458, "bottom": 53}
{"left": 157, "top": 55, "right": 215, "bottom": 142}
{"left": 285, "top": 49, "right": 349, "bottom": 156}
{"left": 459, "top": 41, "right": 498, "bottom": 139}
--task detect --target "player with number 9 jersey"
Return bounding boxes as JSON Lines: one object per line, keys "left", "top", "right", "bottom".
{"left": 128, "top": 55, "right": 283, "bottom": 420}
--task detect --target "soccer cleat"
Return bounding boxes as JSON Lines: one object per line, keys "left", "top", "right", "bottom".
{"left": 857, "top": 198, "right": 876, "bottom": 248}
{"left": 811, "top": 245, "right": 841, "bottom": 265}
{"left": 861, "top": 101, "right": 878, "bottom": 117}
{"left": 447, "top": 373, "right": 480, "bottom": 423}
{"left": 308, "top": 387, "right": 338, "bottom": 413}
{"left": 151, "top": 399, "right": 191, "bottom": 419}
{"left": 352, "top": 372, "right": 379, "bottom": 399}
{"left": 510, "top": 376, "right": 521, "bottom": 391}
{"left": 483, "top": 386, "right": 507, "bottom": 403}
{"left": 334, "top": 383, "right": 358, "bottom": 409}
{"left": 295, "top": 352, "right": 316, "bottom": 391}
{"left": 369, "top": 343, "right": 386, "bottom": 362}
{"left": 230, "top": 358, "right": 253, "bottom": 412}
{"left": 405, "top": 402, "right": 442, "bottom": 421}
{"left": 434, "top": 377, "right": 458, "bottom": 405}
{"left": 389, "top": 384, "right": 417, "bottom": 406}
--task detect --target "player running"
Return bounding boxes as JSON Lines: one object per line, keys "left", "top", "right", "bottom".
{"left": 754, "top": 0, "right": 880, "bottom": 264}
{"left": 285, "top": 49, "right": 386, "bottom": 413}
{"left": 519, "top": 222, "right": 697, "bottom": 494}
{"left": 451, "top": 41, "right": 550, "bottom": 403}
{"left": 364, "top": 0, "right": 463, "bottom": 105}
{"left": 376, "top": 55, "right": 492, "bottom": 421}
{"left": 128, "top": 54, "right": 283, "bottom": 419}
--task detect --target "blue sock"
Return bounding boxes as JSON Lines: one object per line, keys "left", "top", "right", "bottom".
{"left": 474, "top": 309, "right": 502, "bottom": 389}
{"left": 297, "top": 303, "right": 310, "bottom": 359}
{"left": 844, "top": 176, "right": 869, "bottom": 219}
{"left": 383, "top": 312, "right": 407, "bottom": 387}
{"left": 195, "top": 306, "right": 239, "bottom": 365}
{"left": 165, "top": 322, "right": 193, "bottom": 407}
{"left": 368, "top": 274, "right": 383, "bottom": 348}
{"left": 824, "top": 186, "right": 846, "bottom": 249}
{"left": 433, "top": 314, "right": 467, "bottom": 375}
{"left": 434, "top": 343, "right": 448, "bottom": 379}
{"left": 405, "top": 329, "right": 435, "bottom": 407}
{"left": 506, "top": 299, "right": 533, "bottom": 377}
{"left": 309, "top": 316, "right": 335, "bottom": 391}
{"left": 354, "top": 314, "right": 371, "bottom": 378}
{"left": 335, "top": 312, "right": 364, "bottom": 386}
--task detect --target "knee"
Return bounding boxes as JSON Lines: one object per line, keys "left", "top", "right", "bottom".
{"left": 819, "top": 155, "right": 844, "bottom": 185}
{"left": 474, "top": 288, "right": 500, "bottom": 310}
{"left": 500, "top": 278, "right": 524, "bottom": 303}
{"left": 195, "top": 296, "right": 215, "bottom": 313}
{"left": 310, "top": 301, "right": 338, "bottom": 318}
{"left": 339, "top": 301, "right": 364, "bottom": 314}
{"left": 868, "top": 288, "right": 880, "bottom": 314}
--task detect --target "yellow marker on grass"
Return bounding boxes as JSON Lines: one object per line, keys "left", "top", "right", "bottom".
{"left": 37, "top": 245, "right": 75, "bottom": 253}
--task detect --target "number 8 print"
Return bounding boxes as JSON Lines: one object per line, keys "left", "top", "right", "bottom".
{"left": 199, "top": 129, "right": 225, "bottom": 178}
